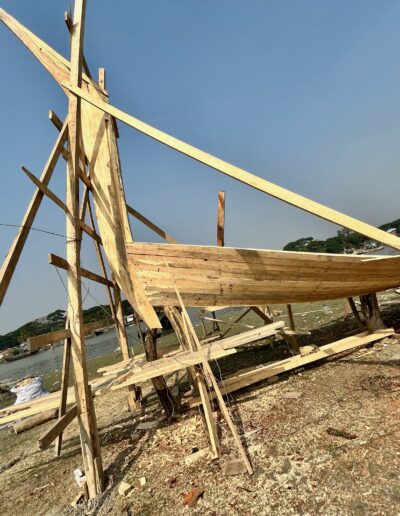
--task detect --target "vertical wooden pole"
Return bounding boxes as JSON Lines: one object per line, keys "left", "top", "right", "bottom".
{"left": 347, "top": 297, "right": 365, "bottom": 329}
{"left": 66, "top": 0, "right": 103, "bottom": 497}
{"left": 54, "top": 320, "right": 71, "bottom": 456}
{"left": 113, "top": 280, "right": 141, "bottom": 411}
{"left": 359, "top": 294, "right": 385, "bottom": 333}
{"left": 176, "top": 289, "right": 252, "bottom": 474}
{"left": 217, "top": 190, "right": 225, "bottom": 247}
{"left": 144, "top": 329, "right": 175, "bottom": 418}
{"left": 286, "top": 304, "right": 299, "bottom": 354}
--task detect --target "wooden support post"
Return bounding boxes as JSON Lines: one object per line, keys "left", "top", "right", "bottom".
{"left": 113, "top": 280, "right": 141, "bottom": 411}
{"left": 163, "top": 305, "right": 199, "bottom": 396}
{"left": 217, "top": 191, "right": 225, "bottom": 247}
{"left": 359, "top": 294, "right": 385, "bottom": 333}
{"left": 176, "top": 289, "right": 252, "bottom": 474}
{"left": 220, "top": 308, "right": 252, "bottom": 339}
{"left": 286, "top": 304, "right": 299, "bottom": 354}
{"left": 66, "top": 0, "right": 103, "bottom": 497}
{"left": 347, "top": 297, "right": 365, "bottom": 329}
{"left": 178, "top": 310, "right": 220, "bottom": 458}
{"left": 251, "top": 306, "right": 273, "bottom": 325}
{"left": 144, "top": 329, "right": 175, "bottom": 418}
{"left": 54, "top": 320, "right": 72, "bottom": 456}
{"left": 41, "top": 405, "right": 78, "bottom": 451}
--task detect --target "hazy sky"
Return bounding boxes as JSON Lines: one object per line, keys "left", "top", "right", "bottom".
{"left": 1, "top": 1, "right": 400, "bottom": 334}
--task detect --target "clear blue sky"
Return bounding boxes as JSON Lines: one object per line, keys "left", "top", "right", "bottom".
{"left": 1, "top": 1, "right": 400, "bottom": 333}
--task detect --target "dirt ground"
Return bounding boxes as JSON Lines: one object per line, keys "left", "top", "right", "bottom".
{"left": 1, "top": 294, "right": 400, "bottom": 515}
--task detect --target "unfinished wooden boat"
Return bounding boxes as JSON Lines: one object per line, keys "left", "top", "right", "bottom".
{"left": 126, "top": 242, "right": 400, "bottom": 307}
{"left": 3, "top": 7, "right": 400, "bottom": 326}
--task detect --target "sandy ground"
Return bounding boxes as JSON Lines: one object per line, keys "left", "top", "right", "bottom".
{"left": 1, "top": 294, "right": 400, "bottom": 515}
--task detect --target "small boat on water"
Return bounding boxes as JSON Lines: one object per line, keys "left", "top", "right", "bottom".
{"left": 3, "top": 349, "right": 40, "bottom": 362}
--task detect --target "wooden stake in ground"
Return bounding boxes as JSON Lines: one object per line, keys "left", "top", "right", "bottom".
{"left": 347, "top": 297, "right": 365, "bottom": 329}
{"left": 65, "top": 0, "right": 103, "bottom": 497}
{"left": 54, "top": 319, "right": 72, "bottom": 456}
{"left": 359, "top": 293, "right": 385, "bottom": 333}
{"left": 286, "top": 304, "right": 299, "bottom": 354}
{"left": 217, "top": 190, "right": 225, "bottom": 247}
{"left": 173, "top": 284, "right": 253, "bottom": 474}
{"left": 144, "top": 329, "right": 175, "bottom": 418}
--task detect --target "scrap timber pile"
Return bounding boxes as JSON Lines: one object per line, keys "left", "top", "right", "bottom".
{"left": 1, "top": 1, "right": 400, "bottom": 505}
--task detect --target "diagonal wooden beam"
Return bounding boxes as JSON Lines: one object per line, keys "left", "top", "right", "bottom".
{"left": 49, "top": 253, "right": 113, "bottom": 288}
{"left": 63, "top": 82, "right": 400, "bottom": 251}
{"left": 126, "top": 204, "right": 177, "bottom": 244}
{"left": 64, "top": 11, "right": 91, "bottom": 79}
{"left": 21, "top": 166, "right": 69, "bottom": 213}
{"left": 0, "top": 121, "right": 68, "bottom": 305}
{"left": 21, "top": 166, "right": 101, "bottom": 244}
{"left": 48, "top": 110, "right": 63, "bottom": 131}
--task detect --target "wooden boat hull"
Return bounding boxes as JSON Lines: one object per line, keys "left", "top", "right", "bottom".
{"left": 126, "top": 242, "right": 400, "bottom": 307}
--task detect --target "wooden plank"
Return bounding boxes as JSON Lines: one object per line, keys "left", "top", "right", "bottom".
{"left": 126, "top": 204, "right": 177, "bottom": 244}
{"left": 21, "top": 166, "right": 68, "bottom": 212}
{"left": 55, "top": 319, "right": 71, "bottom": 456}
{"left": 48, "top": 109, "right": 63, "bottom": 131}
{"left": 62, "top": 83, "right": 400, "bottom": 251}
{"left": 250, "top": 306, "right": 273, "bottom": 324}
{"left": 220, "top": 308, "right": 252, "bottom": 339}
{"left": 111, "top": 322, "right": 283, "bottom": 390}
{"left": 113, "top": 279, "right": 141, "bottom": 411}
{"left": 0, "top": 122, "right": 68, "bottom": 305}
{"left": 48, "top": 253, "right": 113, "bottom": 287}
{"left": 217, "top": 191, "right": 225, "bottom": 247}
{"left": 64, "top": 10, "right": 91, "bottom": 79}
{"left": 27, "top": 318, "right": 114, "bottom": 351}
{"left": 188, "top": 330, "right": 394, "bottom": 406}
{"left": 40, "top": 405, "right": 78, "bottom": 450}
{"left": 286, "top": 304, "right": 299, "bottom": 354}
{"left": 175, "top": 286, "right": 253, "bottom": 474}
{"left": 347, "top": 297, "right": 365, "bottom": 329}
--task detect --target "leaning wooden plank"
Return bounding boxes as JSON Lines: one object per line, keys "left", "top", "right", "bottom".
{"left": 27, "top": 318, "right": 114, "bottom": 351}
{"left": 55, "top": 320, "right": 71, "bottom": 456}
{"left": 13, "top": 408, "right": 58, "bottom": 434}
{"left": 0, "top": 122, "right": 68, "bottom": 305}
{"left": 62, "top": 83, "right": 400, "bottom": 251}
{"left": 111, "top": 324, "right": 284, "bottom": 389}
{"left": 188, "top": 330, "right": 394, "bottom": 406}
{"left": 175, "top": 284, "right": 253, "bottom": 474}
{"left": 21, "top": 166, "right": 68, "bottom": 212}
{"left": 39, "top": 405, "right": 78, "bottom": 450}
{"left": 111, "top": 344, "right": 237, "bottom": 390}
{"left": 48, "top": 253, "right": 113, "bottom": 288}
{"left": 126, "top": 204, "right": 177, "bottom": 244}
{"left": 103, "top": 322, "right": 283, "bottom": 380}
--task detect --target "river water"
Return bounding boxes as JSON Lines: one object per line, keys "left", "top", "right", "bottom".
{"left": 0, "top": 325, "right": 143, "bottom": 384}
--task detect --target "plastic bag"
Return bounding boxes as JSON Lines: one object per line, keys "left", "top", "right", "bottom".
{"left": 10, "top": 376, "right": 48, "bottom": 405}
